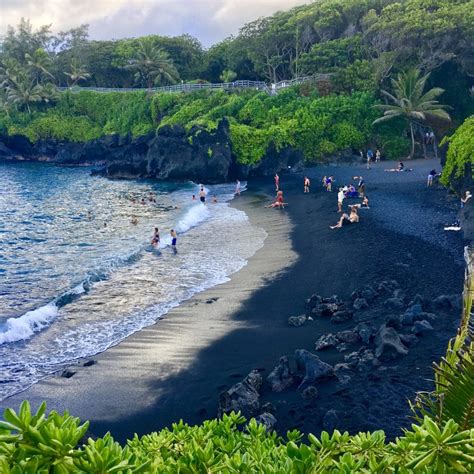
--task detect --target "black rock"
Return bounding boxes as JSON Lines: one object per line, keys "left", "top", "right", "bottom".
{"left": 295, "top": 349, "right": 334, "bottom": 390}
{"left": 353, "top": 298, "right": 369, "bottom": 311}
{"left": 323, "top": 410, "right": 339, "bottom": 431}
{"left": 411, "top": 320, "right": 434, "bottom": 335}
{"left": 374, "top": 325, "right": 408, "bottom": 361}
{"left": 254, "top": 412, "right": 277, "bottom": 431}
{"left": 267, "top": 356, "right": 294, "bottom": 392}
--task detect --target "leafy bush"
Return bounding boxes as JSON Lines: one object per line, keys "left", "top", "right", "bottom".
{"left": 441, "top": 116, "right": 474, "bottom": 189}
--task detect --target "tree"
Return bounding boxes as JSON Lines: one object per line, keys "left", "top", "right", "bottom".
{"left": 64, "top": 59, "right": 90, "bottom": 86}
{"left": 125, "top": 39, "right": 179, "bottom": 89}
{"left": 5, "top": 81, "right": 43, "bottom": 113}
{"left": 25, "top": 48, "right": 55, "bottom": 84}
{"left": 219, "top": 69, "right": 237, "bottom": 83}
{"left": 373, "top": 69, "right": 451, "bottom": 159}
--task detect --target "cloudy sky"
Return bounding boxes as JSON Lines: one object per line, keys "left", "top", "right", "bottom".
{"left": 1, "top": 0, "right": 312, "bottom": 47}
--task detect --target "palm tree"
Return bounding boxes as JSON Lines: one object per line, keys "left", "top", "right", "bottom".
{"left": 25, "top": 48, "right": 55, "bottom": 85}
{"left": 373, "top": 69, "right": 451, "bottom": 159}
{"left": 125, "top": 39, "right": 179, "bottom": 89}
{"left": 6, "top": 81, "right": 43, "bottom": 113}
{"left": 64, "top": 59, "right": 91, "bottom": 87}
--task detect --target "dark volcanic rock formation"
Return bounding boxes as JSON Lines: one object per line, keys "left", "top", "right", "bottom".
{"left": 0, "top": 119, "right": 304, "bottom": 183}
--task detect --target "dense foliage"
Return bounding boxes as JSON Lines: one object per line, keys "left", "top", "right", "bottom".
{"left": 440, "top": 116, "right": 474, "bottom": 189}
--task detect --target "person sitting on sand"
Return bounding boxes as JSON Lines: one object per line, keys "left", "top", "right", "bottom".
{"left": 361, "top": 195, "right": 370, "bottom": 208}
{"left": 304, "top": 176, "right": 310, "bottom": 193}
{"left": 170, "top": 229, "right": 177, "bottom": 254}
{"left": 330, "top": 205, "right": 360, "bottom": 229}
{"left": 266, "top": 190, "right": 286, "bottom": 209}
{"left": 151, "top": 227, "right": 160, "bottom": 247}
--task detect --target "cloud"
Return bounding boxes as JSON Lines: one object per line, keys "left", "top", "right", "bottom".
{"left": 0, "top": 0, "right": 311, "bottom": 46}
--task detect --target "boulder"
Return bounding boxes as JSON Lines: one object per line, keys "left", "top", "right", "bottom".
{"left": 295, "top": 349, "right": 334, "bottom": 390}
{"left": 399, "top": 334, "right": 419, "bottom": 347}
{"left": 384, "top": 297, "right": 405, "bottom": 310}
{"left": 334, "top": 363, "right": 352, "bottom": 384}
{"left": 323, "top": 410, "right": 339, "bottom": 431}
{"left": 336, "top": 330, "right": 360, "bottom": 344}
{"left": 345, "top": 348, "right": 379, "bottom": 371}
{"left": 254, "top": 413, "right": 277, "bottom": 431}
{"left": 355, "top": 322, "right": 377, "bottom": 344}
{"left": 288, "top": 314, "right": 307, "bottom": 327}
{"left": 336, "top": 343, "right": 349, "bottom": 352}
{"left": 301, "top": 386, "right": 318, "bottom": 400}
{"left": 315, "top": 334, "right": 339, "bottom": 351}
{"left": 331, "top": 309, "right": 353, "bottom": 323}
{"left": 267, "top": 356, "right": 294, "bottom": 392}
{"left": 378, "top": 280, "right": 400, "bottom": 294}
{"left": 353, "top": 298, "right": 369, "bottom": 311}
{"left": 218, "top": 370, "right": 262, "bottom": 417}
{"left": 432, "top": 295, "right": 452, "bottom": 309}
{"left": 374, "top": 325, "right": 408, "bottom": 361}
{"left": 408, "top": 294, "right": 425, "bottom": 308}
{"left": 305, "top": 294, "right": 323, "bottom": 310}
{"left": 411, "top": 320, "right": 434, "bottom": 335}
{"left": 352, "top": 285, "right": 377, "bottom": 302}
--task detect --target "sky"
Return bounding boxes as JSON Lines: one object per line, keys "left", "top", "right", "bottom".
{"left": 0, "top": 0, "right": 312, "bottom": 47}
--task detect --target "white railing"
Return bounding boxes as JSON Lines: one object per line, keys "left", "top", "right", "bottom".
{"left": 57, "top": 74, "right": 332, "bottom": 95}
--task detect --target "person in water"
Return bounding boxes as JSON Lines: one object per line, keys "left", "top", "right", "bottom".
{"left": 151, "top": 227, "right": 160, "bottom": 247}
{"left": 192, "top": 194, "right": 196, "bottom": 201}
{"left": 170, "top": 229, "right": 178, "bottom": 254}
{"left": 212, "top": 196, "right": 218, "bottom": 203}
{"left": 330, "top": 205, "right": 360, "bottom": 229}
{"left": 199, "top": 186, "right": 206, "bottom": 203}
{"left": 131, "top": 216, "right": 138, "bottom": 225}
{"left": 235, "top": 179, "right": 241, "bottom": 195}
{"left": 304, "top": 176, "right": 310, "bottom": 193}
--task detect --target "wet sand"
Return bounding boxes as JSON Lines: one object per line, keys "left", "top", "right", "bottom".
{"left": 1, "top": 158, "right": 465, "bottom": 442}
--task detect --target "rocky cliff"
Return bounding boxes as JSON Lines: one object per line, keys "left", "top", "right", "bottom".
{"left": 0, "top": 119, "right": 304, "bottom": 183}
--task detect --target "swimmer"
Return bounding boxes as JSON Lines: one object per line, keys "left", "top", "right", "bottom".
{"left": 131, "top": 216, "right": 138, "bottom": 225}
{"left": 192, "top": 194, "right": 196, "bottom": 201}
{"left": 151, "top": 227, "right": 160, "bottom": 247}
{"left": 212, "top": 196, "right": 218, "bottom": 203}
{"left": 170, "top": 229, "right": 177, "bottom": 254}
{"left": 199, "top": 186, "right": 206, "bottom": 203}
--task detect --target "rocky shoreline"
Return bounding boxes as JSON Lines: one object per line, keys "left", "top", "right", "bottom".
{"left": 0, "top": 120, "right": 309, "bottom": 183}
{"left": 218, "top": 280, "right": 461, "bottom": 435}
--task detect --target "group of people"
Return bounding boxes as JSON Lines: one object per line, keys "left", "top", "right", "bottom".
{"left": 151, "top": 227, "right": 177, "bottom": 253}
{"left": 365, "top": 148, "right": 381, "bottom": 169}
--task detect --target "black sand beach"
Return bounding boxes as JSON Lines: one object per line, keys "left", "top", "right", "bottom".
{"left": 1, "top": 158, "right": 465, "bottom": 443}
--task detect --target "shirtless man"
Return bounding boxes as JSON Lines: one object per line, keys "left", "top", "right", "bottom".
{"left": 170, "top": 229, "right": 177, "bottom": 254}
{"left": 199, "top": 186, "right": 206, "bottom": 203}
{"left": 304, "top": 176, "right": 310, "bottom": 193}
{"left": 330, "top": 205, "right": 360, "bottom": 229}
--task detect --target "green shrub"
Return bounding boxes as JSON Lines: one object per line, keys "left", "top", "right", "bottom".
{"left": 441, "top": 116, "right": 474, "bottom": 189}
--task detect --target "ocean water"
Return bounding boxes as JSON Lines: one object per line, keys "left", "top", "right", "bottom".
{"left": 0, "top": 162, "right": 266, "bottom": 400}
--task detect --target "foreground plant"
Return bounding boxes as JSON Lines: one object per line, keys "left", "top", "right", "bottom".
{"left": 1, "top": 402, "right": 473, "bottom": 473}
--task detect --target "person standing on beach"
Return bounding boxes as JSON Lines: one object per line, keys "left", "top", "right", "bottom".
{"left": 353, "top": 176, "right": 365, "bottom": 197}
{"left": 366, "top": 149, "right": 373, "bottom": 169}
{"left": 337, "top": 187, "right": 345, "bottom": 212}
{"left": 375, "top": 149, "right": 381, "bottom": 163}
{"left": 304, "top": 176, "right": 310, "bottom": 193}
{"left": 427, "top": 169, "right": 438, "bottom": 187}
{"left": 274, "top": 173, "right": 280, "bottom": 191}
{"left": 170, "top": 229, "right": 177, "bottom": 254}
{"left": 326, "top": 176, "right": 333, "bottom": 192}
{"left": 235, "top": 179, "right": 241, "bottom": 196}
{"left": 199, "top": 186, "right": 206, "bottom": 203}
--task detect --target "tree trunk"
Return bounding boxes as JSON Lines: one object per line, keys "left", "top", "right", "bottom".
{"left": 409, "top": 122, "right": 415, "bottom": 159}
{"left": 420, "top": 128, "right": 427, "bottom": 159}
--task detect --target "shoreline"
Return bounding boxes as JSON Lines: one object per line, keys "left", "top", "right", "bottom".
{"left": 1, "top": 158, "right": 466, "bottom": 442}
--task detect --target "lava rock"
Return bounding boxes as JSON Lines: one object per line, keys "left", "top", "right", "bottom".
{"left": 301, "top": 385, "right": 318, "bottom": 400}
{"left": 331, "top": 310, "right": 353, "bottom": 323}
{"left": 267, "top": 356, "right": 294, "bottom": 392}
{"left": 384, "top": 297, "right": 405, "bottom": 310}
{"left": 355, "top": 322, "right": 377, "bottom": 344}
{"left": 83, "top": 360, "right": 96, "bottom": 367}
{"left": 295, "top": 349, "right": 334, "bottom": 390}
{"left": 433, "top": 295, "right": 452, "bottom": 309}
{"left": 399, "top": 334, "right": 419, "bottom": 347}
{"left": 378, "top": 280, "right": 400, "bottom": 293}
{"left": 344, "top": 348, "right": 379, "bottom": 371}
{"left": 353, "top": 298, "right": 369, "bottom": 311}
{"left": 336, "top": 330, "right": 360, "bottom": 344}
{"left": 288, "top": 314, "right": 307, "bottom": 327}
{"left": 218, "top": 370, "right": 262, "bottom": 418}
{"left": 315, "top": 334, "right": 339, "bottom": 351}
{"left": 305, "top": 294, "right": 323, "bottom": 310}
{"left": 61, "top": 370, "right": 76, "bottom": 378}
{"left": 411, "top": 320, "right": 434, "bottom": 335}
{"left": 254, "top": 412, "right": 277, "bottom": 431}
{"left": 374, "top": 325, "right": 408, "bottom": 361}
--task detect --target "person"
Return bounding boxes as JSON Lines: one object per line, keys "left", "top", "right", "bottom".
{"left": 170, "top": 229, "right": 177, "bottom": 254}
{"left": 151, "top": 227, "right": 160, "bottom": 247}
{"left": 429, "top": 131, "right": 435, "bottom": 144}
{"left": 131, "top": 216, "right": 138, "bottom": 225}
{"left": 427, "top": 169, "right": 438, "bottom": 187}
{"left": 304, "top": 176, "right": 310, "bottom": 193}
{"left": 361, "top": 195, "right": 370, "bottom": 208}
{"left": 141, "top": 198, "right": 146, "bottom": 205}
{"left": 366, "top": 149, "right": 373, "bottom": 169}
{"left": 398, "top": 161, "right": 405, "bottom": 171}
{"left": 425, "top": 132, "right": 430, "bottom": 144}
{"left": 266, "top": 190, "right": 286, "bottom": 209}
{"left": 274, "top": 173, "right": 280, "bottom": 191}
{"left": 192, "top": 194, "right": 196, "bottom": 201}
{"left": 337, "top": 187, "right": 345, "bottom": 212}
{"left": 235, "top": 179, "right": 241, "bottom": 196}
{"left": 330, "top": 205, "right": 360, "bottom": 229}
{"left": 326, "top": 176, "right": 333, "bottom": 192}
{"left": 199, "top": 186, "right": 206, "bottom": 203}
{"left": 212, "top": 196, "right": 218, "bottom": 203}
{"left": 375, "top": 149, "right": 381, "bottom": 163}
{"left": 461, "top": 191, "right": 472, "bottom": 208}
{"left": 353, "top": 176, "right": 365, "bottom": 197}
{"left": 322, "top": 176, "right": 327, "bottom": 188}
